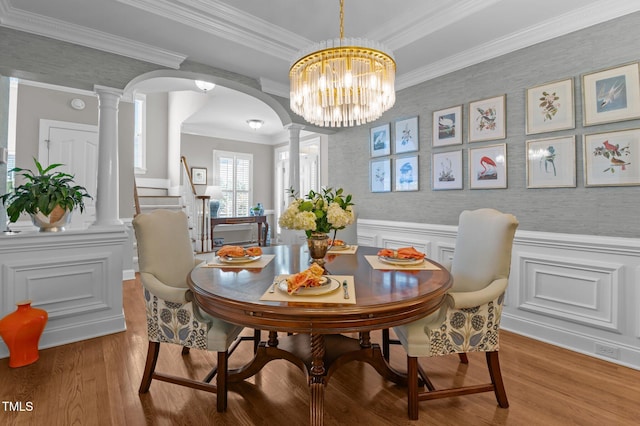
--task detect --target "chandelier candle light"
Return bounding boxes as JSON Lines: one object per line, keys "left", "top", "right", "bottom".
{"left": 289, "top": 0, "right": 396, "bottom": 127}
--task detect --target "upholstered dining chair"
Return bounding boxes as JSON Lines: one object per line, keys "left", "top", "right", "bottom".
{"left": 133, "top": 209, "right": 256, "bottom": 412}
{"left": 391, "top": 208, "right": 518, "bottom": 420}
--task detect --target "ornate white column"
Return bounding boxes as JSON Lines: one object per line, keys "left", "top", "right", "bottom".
{"left": 93, "top": 86, "right": 123, "bottom": 227}
{"left": 285, "top": 123, "right": 305, "bottom": 194}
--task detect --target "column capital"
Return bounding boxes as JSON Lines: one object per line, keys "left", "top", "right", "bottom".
{"left": 285, "top": 123, "right": 306, "bottom": 133}
{"left": 93, "top": 85, "right": 123, "bottom": 97}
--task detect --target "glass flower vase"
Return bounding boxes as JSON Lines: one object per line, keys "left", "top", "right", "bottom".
{"left": 307, "top": 232, "right": 329, "bottom": 266}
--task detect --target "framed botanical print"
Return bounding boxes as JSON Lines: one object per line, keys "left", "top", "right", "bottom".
{"left": 395, "top": 116, "right": 419, "bottom": 153}
{"left": 432, "top": 150, "right": 463, "bottom": 190}
{"left": 469, "top": 144, "right": 507, "bottom": 189}
{"left": 433, "top": 105, "right": 462, "bottom": 147}
{"left": 394, "top": 155, "right": 419, "bottom": 191}
{"left": 526, "top": 136, "right": 576, "bottom": 188}
{"left": 468, "top": 95, "right": 506, "bottom": 142}
{"left": 583, "top": 128, "right": 640, "bottom": 187}
{"left": 582, "top": 62, "right": 640, "bottom": 126}
{"left": 370, "top": 123, "right": 391, "bottom": 157}
{"left": 526, "top": 78, "right": 575, "bottom": 135}
{"left": 370, "top": 158, "right": 391, "bottom": 192}
{"left": 191, "top": 167, "right": 207, "bottom": 185}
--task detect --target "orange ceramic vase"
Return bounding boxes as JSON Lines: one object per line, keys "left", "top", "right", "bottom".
{"left": 0, "top": 300, "right": 48, "bottom": 368}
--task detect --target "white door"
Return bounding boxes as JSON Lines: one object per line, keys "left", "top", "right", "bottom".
{"left": 39, "top": 120, "right": 98, "bottom": 229}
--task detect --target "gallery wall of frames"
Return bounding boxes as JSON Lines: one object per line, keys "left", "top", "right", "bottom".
{"left": 368, "top": 61, "right": 640, "bottom": 194}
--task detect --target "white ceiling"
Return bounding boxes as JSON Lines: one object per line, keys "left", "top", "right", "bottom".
{"left": 2, "top": 0, "right": 639, "bottom": 143}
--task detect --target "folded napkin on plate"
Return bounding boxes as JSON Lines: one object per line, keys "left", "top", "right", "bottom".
{"left": 216, "top": 245, "right": 262, "bottom": 257}
{"left": 377, "top": 247, "right": 426, "bottom": 260}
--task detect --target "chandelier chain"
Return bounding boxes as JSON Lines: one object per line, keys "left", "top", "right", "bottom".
{"left": 339, "top": 0, "right": 344, "bottom": 39}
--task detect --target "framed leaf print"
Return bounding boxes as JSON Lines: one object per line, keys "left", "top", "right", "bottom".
{"left": 526, "top": 78, "right": 575, "bottom": 135}
{"left": 526, "top": 136, "right": 576, "bottom": 188}
{"left": 582, "top": 62, "right": 640, "bottom": 126}
{"left": 432, "top": 150, "right": 463, "bottom": 190}
{"left": 370, "top": 158, "right": 391, "bottom": 192}
{"left": 433, "top": 105, "right": 462, "bottom": 147}
{"left": 583, "top": 128, "right": 640, "bottom": 187}
{"left": 395, "top": 116, "right": 419, "bottom": 153}
{"left": 469, "top": 144, "right": 507, "bottom": 189}
{"left": 468, "top": 95, "right": 506, "bottom": 142}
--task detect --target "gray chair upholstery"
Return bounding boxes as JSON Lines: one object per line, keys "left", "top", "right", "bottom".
{"left": 392, "top": 208, "right": 519, "bottom": 419}
{"left": 133, "top": 209, "right": 246, "bottom": 412}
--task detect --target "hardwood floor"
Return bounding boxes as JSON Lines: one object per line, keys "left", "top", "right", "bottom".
{"left": 2, "top": 277, "right": 639, "bottom": 425}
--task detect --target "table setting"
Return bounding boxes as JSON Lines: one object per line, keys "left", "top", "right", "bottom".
{"left": 365, "top": 246, "right": 442, "bottom": 270}
{"left": 200, "top": 245, "right": 275, "bottom": 269}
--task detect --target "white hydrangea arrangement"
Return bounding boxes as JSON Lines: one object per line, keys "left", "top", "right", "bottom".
{"left": 278, "top": 187, "right": 355, "bottom": 238}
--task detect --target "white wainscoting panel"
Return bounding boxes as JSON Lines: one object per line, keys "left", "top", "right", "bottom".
{"left": 0, "top": 226, "right": 128, "bottom": 359}
{"left": 358, "top": 218, "right": 640, "bottom": 370}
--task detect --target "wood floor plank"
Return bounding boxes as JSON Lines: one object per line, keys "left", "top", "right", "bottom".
{"left": 1, "top": 277, "right": 639, "bottom": 425}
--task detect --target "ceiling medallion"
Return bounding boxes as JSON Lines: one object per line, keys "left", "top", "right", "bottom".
{"left": 289, "top": 0, "right": 396, "bottom": 128}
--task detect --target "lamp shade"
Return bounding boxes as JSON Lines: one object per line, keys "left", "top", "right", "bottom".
{"left": 204, "top": 185, "right": 223, "bottom": 200}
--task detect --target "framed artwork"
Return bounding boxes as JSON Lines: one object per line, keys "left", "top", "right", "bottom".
{"left": 526, "top": 136, "right": 576, "bottom": 188}
{"left": 468, "top": 95, "right": 506, "bottom": 142}
{"left": 469, "top": 144, "right": 507, "bottom": 189}
{"left": 395, "top": 116, "right": 419, "bottom": 153}
{"left": 394, "top": 155, "right": 419, "bottom": 191}
{"left": 433, "top": 105, "right": 462, "bottom": 147}
{"left": 526, "top": 78, "right": 575, "bottom": 135}
{"left": 583, "top": 128, "right": 640, "bottom": 187}
{"left": 370, "top": 123, "right": 391, "bottom": 157}
{"left": 370, "top": 158, "right": 391, "bottom": 192}
{"left": 432, "top": 150, "right": 463, "bottom": 190}
{"left": 191, "top": 167, "right": 207, "bottom": 185}
{"left": 582, "top": 62, "right": 640, "bottom": 126}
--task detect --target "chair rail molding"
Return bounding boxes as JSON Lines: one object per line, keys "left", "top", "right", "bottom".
{"left": 357, "top": 218, "right": 640, "bottom": 370}
{"left": 0, "top": 227, "right": 128, "bottom": 359}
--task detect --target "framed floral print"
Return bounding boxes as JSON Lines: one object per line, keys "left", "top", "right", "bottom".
{"left": 395, "top": 116, "right": 419, "bottom": 153}
{"left": 370, "top": 158, "right": 391, "bottom": 192}
{"left": 191, "top": 167, "right": 207, "bottom": 185}
{"left": 370, "top": 123, "right": 391, "bottom": 157}
{"left": 469, "top": 144, "right": 507, "bottom": 189}
{"left": 583, "top": 128, "right": 640, "bottom": 187}
{"left": 526, "top": 78, "right": 575, "bottom": 135}
{"left": 432, "top": 150, "right": 463, "bottom": 190}
{"left": 468, "top": 95, "right": 506, "bottom": 142}
{"left": 433, "top": 105, "right": 462, "bottom": 147}
{"left": 526, "top": 136, "right": 576, "bottom": 188}
{"left": 582, "top": 62, "right": 640, "bottom": 126}
{"left": 394, "top": 155, "right": 419, "bottom": 191}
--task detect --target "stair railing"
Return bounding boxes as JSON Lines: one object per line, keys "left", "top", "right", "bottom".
{"left": 180, "top": 156, "right": 211, "bottom": 252}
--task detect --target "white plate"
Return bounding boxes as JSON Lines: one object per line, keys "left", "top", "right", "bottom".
{"left": 217, "top": 254, "right": 261, "bottom": 264}
{"left": 277, "top": 277, "right": 340, "bottom": 296}
{"left": 378, "top": 256, "right": 424, "bottom": 266}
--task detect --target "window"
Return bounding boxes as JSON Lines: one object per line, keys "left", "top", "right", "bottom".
{"left": 5, "top": 78, "right": 18, "bottom": 193}
{"left": 134, "top": 95, "right": 146, "bottom": 174}
{"left": 214, "top": 150, "right": 253, "bottom": 217}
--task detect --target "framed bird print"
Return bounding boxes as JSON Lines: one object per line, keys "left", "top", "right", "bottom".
{"left": 583, "top": 129, "right": 640, "bottom": 187}
{"left": 432, "top": 150, "right": 463, "bottom": 190}
{"left": 526, "top": 78, "right": 575, "bottom": 135}
{"left": 526, "top": 136, "right": 576, "bottom": 188}
{"left": 469, "top": 144, "right": 507, "bottom": 189}
{"left": 370, "top": 123, "right": 391, "bottom": 157}
{"left": 433, "top": 105, "right": 462, "bottom": 147}
{"left": 394, "top": 155, "right": 419, "bottom": 191}
{"left": 370, "top": 158, "right": 391, "bottom": 192}
{"left": 582, "top": 62, "right": 640, "bottom": 126}
{"left": 468, "top": 95, "right": 506, "bottom": 142}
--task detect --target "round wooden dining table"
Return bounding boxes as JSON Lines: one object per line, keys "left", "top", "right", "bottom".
{"left": 188, "top": 244, "right": 452, "bottom": 425}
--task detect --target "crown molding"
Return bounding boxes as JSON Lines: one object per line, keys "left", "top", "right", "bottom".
{"left": 117, "top": 0, "right": 308, "bottom": 61}
{"left": 0, "top": 0, "right": 186, "bottom": 68}
{"left": 397, "top": 0, "right": 640, "bottom": 90}
{"left": 259, "top": 78, "right": 289, "bottom": 99}
{"left": 181, "top": 122, "right": 283, "bottom": 145}
{"left": 368, "top": 0, "right": 502, "bottom": 51}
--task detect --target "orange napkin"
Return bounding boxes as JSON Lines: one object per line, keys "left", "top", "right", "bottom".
{"left": 377, "top": 247, "right": 425, "bottom": 260}
{"left": 217, "top": 245, "right": 262, "bottom": 257}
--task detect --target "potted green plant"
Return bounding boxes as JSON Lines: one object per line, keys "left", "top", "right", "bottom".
{"left": 1, "top": 158, "right": 92, "bottom": 232}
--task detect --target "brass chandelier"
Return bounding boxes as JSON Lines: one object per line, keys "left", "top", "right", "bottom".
{"left": 289, "top": 0, "right": 396, "bottom": 127}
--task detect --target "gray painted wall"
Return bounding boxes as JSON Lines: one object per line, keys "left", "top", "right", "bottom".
{"left": 329, "top": 12, "right": 640, "bottom": 238}
{"left": 143, "top": 92, "right": 169, "bottom": 179}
